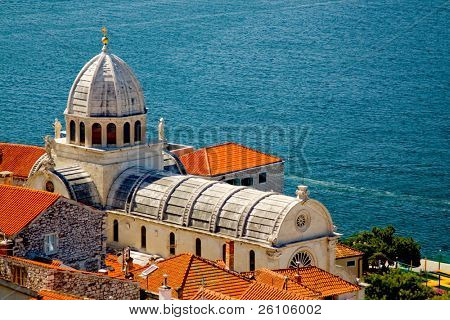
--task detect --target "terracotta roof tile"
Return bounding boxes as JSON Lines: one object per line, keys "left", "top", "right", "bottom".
{"left": 335, "top": 243, "right": 364, "bottom": 259}
{"left": 104, "top": 254, "right": 144, "bottom": 279}
{"left": 0, "top": 143, "right": 45, "bottom": 178}
{"left": 0, "top": 185, "right": 60, "bottom": 236}
{"left": 180, "top": 142, "right": 282, "bottom": 176}
{"left": 137, "top": 253, "right": 252, "bottom": 300}
{"left": 192, "top": 288, "right": 234, "bottom": 300}
{"left": 274, "top": 267, "right": 360, "bottom": 297}
{"left": 240, "top": 282, "right": 315, "bottom": 300}
{"left": 37, "top": 290, "right": 84, "bottom": 300}
{"left": 252, "top": 268, "right": 319, "bottom": 298}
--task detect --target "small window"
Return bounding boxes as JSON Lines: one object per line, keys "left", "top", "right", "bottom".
{"left": 44, "top": 233, "right": 58, "bottom": 255}
{"left": 92, "top": 123, "right": 102, "bottom": 145}
{"left": 80, "top": 122, "right": 85, "bottom": 144}
{"left": 241, "top": 177, "right": 254, "bottom": 187}
{"left": 222, "top": 244, "right": 226, "bottom": 263}
{"left": 225, "top": 178, "right": 241, "bottom": 186}
{"left": 11, "top": 265, "right": 27, "bottom": 286}
{"left": 113, "top": 220, "right": 119, "bottom": 242}
{"left": 124, "top": 122, "right": 130, "bottom": 144}
{"left": 195, "top": 238, "right": 201, "bottom": 257}
{"left": 347, "top": 260, "right": 356, "bottom": 267}
{"left": 69, "top": 120, "right": 76, "bottom": 142}
{"left": 107, "top": 123, "right": 117, "bottom": 145}
{"left": 169, "top": 232, "right": 176, "bottom": 255}
{"left": 249, "top": 250, "right": 255, "bottom": 271}
{"left": 141, "top": 226, "right": 146, "bottom": 248}
{"left": 258, "top": 172, "right": 267, "bottom": 184}
{"left": 134, "top": 121, "right": 142, "bottom": 143}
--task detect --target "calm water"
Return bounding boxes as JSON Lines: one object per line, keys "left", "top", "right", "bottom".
{"left": 0, "top": 0, "right": 449, "bottom": 262}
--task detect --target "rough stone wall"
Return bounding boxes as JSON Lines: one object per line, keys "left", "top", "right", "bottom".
{"left": 0, "top": 256, "right": 140, "bottom": 300}
{"left": 13, "top": 198, "right": 106, "bottom": 271}
{"left": 51, "top": 270, "right": 140, "bottom": 300}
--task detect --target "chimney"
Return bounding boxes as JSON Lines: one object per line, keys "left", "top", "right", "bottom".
{"left": 225, "top": 240, "right": 234, "bottom": 271}
{"left": 295, "top": 185, "right": 309, "bottom": 202}
{"left": 158, "top": 274, "right": 172, "bottom": 300}
{"left": 0, "top": 239, "right": 12, "bottom": 256}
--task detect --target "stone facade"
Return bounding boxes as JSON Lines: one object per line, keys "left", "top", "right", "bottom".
{"left": 0, "top": 256, "right": 140, "bottom": 300}
{"left": 12, "top": 198, "right": 106, "bottom": 271}
{"left": 210, "top": 162, "right": 284, "bottom": 193}
{"left": 335, "top": 256, "right": 363, "bottom": 284}
{"left": 107, "top": 207, "right": 336, "bottom": 273}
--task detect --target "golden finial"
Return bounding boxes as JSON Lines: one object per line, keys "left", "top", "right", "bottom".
{"left": 101, "top": 26, "right": 109, "bottom": 52}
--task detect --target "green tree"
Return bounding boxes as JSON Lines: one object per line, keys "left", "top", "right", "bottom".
{"left": 342, "top": 225, "right": 421, "bottom": 270}
{"left": 365, "top": 269, "right": 433, "bottom": 300}
{"left": 431, "top": 291, "right": 450, "bottom": 300}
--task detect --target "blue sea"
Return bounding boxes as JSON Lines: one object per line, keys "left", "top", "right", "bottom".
{"left": 0, "top": 0, "right": 449, "bottom": 262}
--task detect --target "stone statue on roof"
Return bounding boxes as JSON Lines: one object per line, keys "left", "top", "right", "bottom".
{"left": 158, "top": 118, "right": 165, "bottom": 142}
{"left": 53, "top": 118, "right": 62, "bottom": 139}
{"left": 43, "top": 135, "right": 56, "bottom": 171}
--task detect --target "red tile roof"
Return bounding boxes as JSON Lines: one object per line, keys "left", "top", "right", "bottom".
{"left": 131, "top": 253, "right": 252, "bottom": 300}
{"left": 192, "top": 288, "right": 234, "bottom": 300}
{"left": 104, "top": 254, "right": 143, "bottom": 278}
{"left": 0, "top": 143, "right": 45, "bottom": 178}
{"left": 0, "top": 185, "right": 60, "bottom": 236}
{"left": 251, "top": 268, "right": 319, "bottom": 298}
{"left": 335, "top": 243, "right": 364, "bottom": 259}
{"left": 240, "top": 282, "right": 314, "bottom": 300}
{"left": 274, "top": 267, "right": 360, "bottom": 298}
{"left": 179, "top": 142, "right": 282, "bottom": 176}
{"left": 37, "top": 290, "right": 83, "bottom": 300}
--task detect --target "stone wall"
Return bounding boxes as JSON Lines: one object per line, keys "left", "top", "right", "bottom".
{"left": 13, "top": 198, "right": 106, "bottom": 271}
{"left": 0, "top": 256, "right": 140, "bottom": 300}
{"left": 209, "top": 162, "right": 285, "bottom": 193}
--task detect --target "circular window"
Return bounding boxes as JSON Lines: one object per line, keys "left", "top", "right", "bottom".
{"left": 295, "top": 212, "right": 310, "bottom": 231}
{"left": 45, "top": 181, "right": 55, "bottom": 193}
{"left": 289, "top": 251, "right": 313, "bottom": 268}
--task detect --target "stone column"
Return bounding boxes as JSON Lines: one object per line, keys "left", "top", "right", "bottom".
{"left": 130, "top": 120, "right": 135, "bottom": 146}
{"left": 101, "top": 122, "right": 107, "bottom": 148}
{"left": 85, "top": 120, "right": 92, "bottom": 148}
{"left": 117, "top": 122, "right": 124, "bottom": 147}
{"left": 75, "top": 119, "right": 80, "bottom": 145}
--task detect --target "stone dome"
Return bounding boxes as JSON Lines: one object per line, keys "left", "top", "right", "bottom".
{"left": 66, "top": 50, "right": 146, "bottom": 117}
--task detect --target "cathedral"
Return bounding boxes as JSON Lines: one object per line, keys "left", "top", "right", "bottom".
{"left": 3, "top": 32, "right": 347, "bottom": 277}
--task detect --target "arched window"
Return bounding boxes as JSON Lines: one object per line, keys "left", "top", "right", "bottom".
{"left": 124, "top": 122, "right": 130, "bottom": 144}
{"left": 141, "top": 226, "right": 146, "bottom": 248}
{"left": 195, "top": 238, "right": 201, "bottom": 257}
{"left": 107, "top": 123, "right": 116, "bottom": 145}
{"left": 69, "top": 120, "right": 76, "bottom": 142}
{"left": 92, "top": 123, "right": 102, "bottom": 145}
{"left": 249, "top": 250, "right": 255, "bottom": 271}
{"left": 80, "top": 122, "right": 85, "bottom": 144}
{"left": 113, "top": 220, "right": 119, "bottom": 242}
{"left": 134, "top": 121, "right": 142, "bottom": 143}
{"left": 169, "top": 232, "right": 175, "bottom": 255}
{"left": 289, "top": 251, "right": 313, "bottom": 268}
{"left": 222, "top": 244, "right": 226, "bottom": 263}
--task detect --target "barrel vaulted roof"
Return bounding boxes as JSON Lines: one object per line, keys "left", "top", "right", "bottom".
{"left": 107, "top": 167, "right": 311, "bottom": 246}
